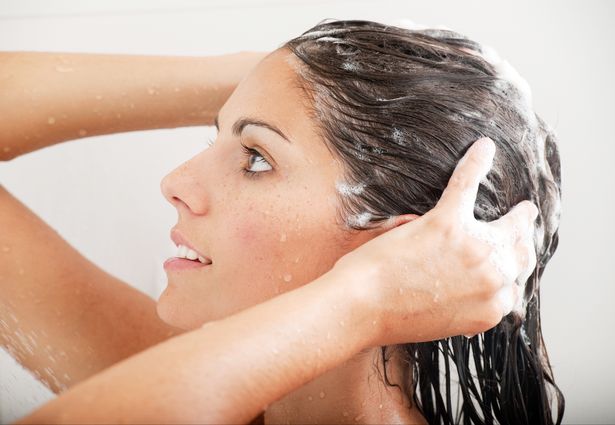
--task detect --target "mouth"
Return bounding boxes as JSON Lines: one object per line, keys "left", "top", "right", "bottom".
{"left": 169, "top": 228, "right": 212, "bottom": 265}
{"left": 163, "top": 257, "right": 212, "bottom": 271}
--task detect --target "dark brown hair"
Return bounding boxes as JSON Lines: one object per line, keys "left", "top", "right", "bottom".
{"left": 284, "top": 19, "right": 564, "bottom": 425}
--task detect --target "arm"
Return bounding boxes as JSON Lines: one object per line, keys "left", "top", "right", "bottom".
{"left": 14, "top": 138, "right": 538, "bottom": 424}
{"left": 15, "top": 265, "right": 374, "bottom": 424}
{"left": 0, "top": 50, "right": 266, "bottom": 161}
{"left": 0, "top": 184, "right": 185, "bottom": 394}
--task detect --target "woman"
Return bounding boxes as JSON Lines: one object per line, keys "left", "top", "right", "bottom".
{"left": 0, "top": 20, "right": 559, "bottom": 424}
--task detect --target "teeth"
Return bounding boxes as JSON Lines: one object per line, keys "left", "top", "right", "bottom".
{"left": 185, "top": 249, "right": 198, "bottom": 261}
{"left": 175, "top": 244, "right": 209, "bottom": 264}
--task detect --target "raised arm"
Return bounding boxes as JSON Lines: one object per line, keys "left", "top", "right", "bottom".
{"left": 14, "top": 138, "right": 538, "bottom": 424}
{"left": 0, "top": 50, "right": 266, "bottom": 161}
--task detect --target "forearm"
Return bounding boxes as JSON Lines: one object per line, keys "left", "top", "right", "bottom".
{"left": 15, "top": 266, "right": 378, "bottom": 424}
{"left": 0, "top": 51, "right": 264, "bottom": 161}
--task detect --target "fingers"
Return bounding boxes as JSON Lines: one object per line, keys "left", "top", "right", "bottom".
{"left": 492, "top": 200, "right": 539, "bottom": 242}
{"left": 436, "top": 137, "right": 496, "bottom": 216}
{"left": 492, "top": 200, "right": 539, "bottom": 284}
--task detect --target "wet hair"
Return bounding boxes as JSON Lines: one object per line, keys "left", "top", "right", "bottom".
{"left": 283, "top": 19, "right": 564, "bottom": 425}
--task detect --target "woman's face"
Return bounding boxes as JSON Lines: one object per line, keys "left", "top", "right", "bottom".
{"left": 157, "top": 48, "right": 379, "bottom": 330}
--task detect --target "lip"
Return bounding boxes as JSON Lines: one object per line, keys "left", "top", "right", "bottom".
{"left": 170, "top": 228, "right": 211, "bottom": 264}
{"left": 164, "top": 257, "right": 211, "bottom": 271}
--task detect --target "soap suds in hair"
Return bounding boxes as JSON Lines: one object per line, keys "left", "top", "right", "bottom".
{"left": 336, "top": 181, "right": 366, "bottom": 196}
{"left": 342, "top": 61, "right": 359, "bottom": 71}
{"left": 346, "top": 212, "right": 372, "bottom": 228}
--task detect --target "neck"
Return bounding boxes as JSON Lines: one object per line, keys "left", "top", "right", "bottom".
{"left": 264, "top": 346, "right": 424, "bottom": 424}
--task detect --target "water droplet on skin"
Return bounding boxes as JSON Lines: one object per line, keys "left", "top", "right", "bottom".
{"left": 78, "top": 129, "right": 87, "bottom": 137}
{"left": 354, "top": 413, "right": 365, "bottom": 422}
{"left": 2, "top": 147, "right": 10, "bottom": 153}
{"left": 433, "top": 294, "right": 440, "bottom": 303}
{"left": 308, "top": 395, "right": 313, "bottom": 401}
{"left": 280, "top": 233, "right": 287, "bottom": 242}
{"left": 47, "top": 117, "right": 56, "bottom": 125}
{"left": 95, "top": 95, "right": 103, "bottom": 100}
{"left": 372, "top": 320, "right": 377, "bottom": 326}
{"left": 326, "top": 331, "right": 331, "bottom": 340}
{"left": 435, "top": 279, "right": 441, "bottom": 287}
{"left": 2, "top": 246, "right": 10, "bottom": 252}
{"left": 379, "top": 404, "right": 383, "bottom": 409}
{"left": 147, "top": 87, "right": 156, "bottom": 95}
{"left": 18, "top": 268, "right": 24, "bottom": 275}
{"left": 283, "top": 274, "right": 292, "bottom": 283}
{"left": 294, "top": 256, "right": 300, "bottom": 263}
{"left": 319, "top": 391, "right": 326, "bottom": 399}
{"left": 343, "top": 411, "right": 349, "bottom": 417}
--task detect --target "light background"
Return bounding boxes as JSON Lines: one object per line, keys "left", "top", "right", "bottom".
{"left": 0, "top": 0, "right": 613, "bottom": 423}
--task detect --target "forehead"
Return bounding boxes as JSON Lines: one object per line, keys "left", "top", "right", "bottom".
{"left": 218, "top": 49, "right": 318, "bottom": 145}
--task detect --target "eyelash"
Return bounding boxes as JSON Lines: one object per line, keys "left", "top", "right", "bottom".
{"left": 205, "top": 137, "right": 272, "bottom": 179}
{"left": 240, "top": 142, "right": 272, "bottom": 179}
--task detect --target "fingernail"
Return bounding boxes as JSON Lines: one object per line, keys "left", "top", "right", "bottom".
{"left": 476, "top": 137, "right": 495, "bottom": 158}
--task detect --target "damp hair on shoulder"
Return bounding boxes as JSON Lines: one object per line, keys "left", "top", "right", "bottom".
{"left": 282, "top": 19, "right": 564, "bottom": 425}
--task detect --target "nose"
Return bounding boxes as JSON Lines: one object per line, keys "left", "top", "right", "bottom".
{"left": 160, "top": 157, "right": 209, "bottom": 215}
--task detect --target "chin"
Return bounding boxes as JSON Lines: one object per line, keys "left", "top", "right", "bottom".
{"left": 156, "top": 289, "right": 205, "bottom": 331}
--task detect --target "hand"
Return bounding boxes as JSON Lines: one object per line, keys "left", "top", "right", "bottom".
{"left": 333, "top": 137, "right": 538, "bottom": 346}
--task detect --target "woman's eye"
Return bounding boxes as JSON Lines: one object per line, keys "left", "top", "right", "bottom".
{"left": 241, "top": 143, "right": 273, "bottom": 177}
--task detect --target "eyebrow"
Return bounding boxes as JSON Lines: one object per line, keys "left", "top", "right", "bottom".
{"left": 214, "top": 114, "right": 291, "bottom": 144}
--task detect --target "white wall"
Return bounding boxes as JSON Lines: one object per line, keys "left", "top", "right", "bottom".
{"left": 0, "top": 0, "right": 613, "bottom": 423}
